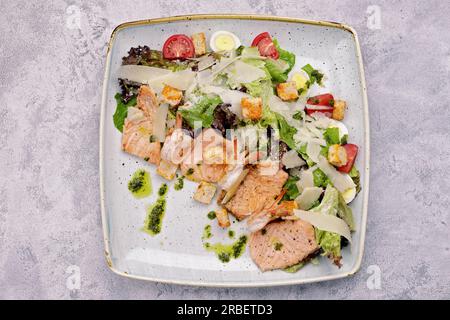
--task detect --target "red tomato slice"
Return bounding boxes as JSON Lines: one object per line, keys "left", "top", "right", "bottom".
{"left": 338, "top": 144, "right": 359, "bottom": 173}
{"left": 305, "top": 93, "right": 335, "bottom": 117}
{"left": 251, "top": 32, "right": 271, "bottom": 46}
{"left": 257, "top": 37, "right": 279, "bottom": 59}
{"left": 305, "top": 105, "right": 334, "bottom": 117}
{"left": 307, "top": 93, "right": 335, "bottom": 106}
{"left": 251, "top": 32, "right": 279, "bottom": 59}
{"left": 162, "top": 34, "right": 195, "bottom": 60}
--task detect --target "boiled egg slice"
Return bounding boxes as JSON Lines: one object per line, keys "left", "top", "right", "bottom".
{"left": 342, "top": 186, "right": 357, "bottom": 204}
{"left": 291, "top": 70, "right": 310, "bottom": 93}
{"left": 210, "top": 31, "right": 241, "bottom": 52}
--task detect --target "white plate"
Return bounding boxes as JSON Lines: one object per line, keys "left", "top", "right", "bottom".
{"left": 99, "top": 14, "right": 370, "bottom": 287}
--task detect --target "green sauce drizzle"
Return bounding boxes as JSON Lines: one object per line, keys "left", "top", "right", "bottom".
{"left": 128, "top": 169, "right": 152, "bottom": 198}
{"left": 158, "top": 183, "right": 168, "bottom": 197}
{"left": 203, "top": 235, "right": 248, "bottom": 263}
{"left": 142, "top": 183, "right": 168, "bottom": 236}
{"left": 174, "top": 176, "right": 184, "bottom": 191}
{"left": 202, "top": 225, "right": 212, "bottom": 240}
{"left": 207, "top": 211, "right": 216, "bottom": 220}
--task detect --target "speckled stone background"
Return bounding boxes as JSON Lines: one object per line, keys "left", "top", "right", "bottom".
{"left": 1, "top": 0, "right": 449, "bottom": 300}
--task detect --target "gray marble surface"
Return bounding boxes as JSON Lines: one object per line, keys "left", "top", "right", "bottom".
{"left": 0, "top": 0, "right": 449, "bottom": 300}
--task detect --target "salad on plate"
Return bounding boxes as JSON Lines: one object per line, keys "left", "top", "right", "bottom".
{"left": 113, "top": 29, "right": 361, "bottom": 272}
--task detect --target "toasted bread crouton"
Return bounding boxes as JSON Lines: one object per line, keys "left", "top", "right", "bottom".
{"left": 157, "top": 159, "right": 178, "bottom": 180}
{"left": 193, "top": 181, "right": 217, "bottom": 204}
{"left": 332, "top": 100, "right": 346, "bottom": 120}
{"left": 191, "top": 32, "right": 206, "bottom": 56}
{"left": 216, "top": 208, "right": 231, "bottom": 228}
{"left": 327, "top": 144, "right": 348, "bottom": 167}
{"left": 241, "top": 97, "right": 262, "bottom": 120}
{"left": 276, "top": 81, "right": 299, "bottom": 101}
{"left": 161, "top": 85, "right": 183, "bottom": 106}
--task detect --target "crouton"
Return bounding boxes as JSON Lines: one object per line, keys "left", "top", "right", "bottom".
{"left": 193, "top": 181, "right": 217, "bottom": 204}
{"left": 161, "top": 85, "right": 183, "bottom": 106}
{"left": 276, "top": 81, "right": 299, "bottom": 101}
{"left": 327, "top": 144, "right": 348, "bottom": 167}
{"left": 191, "top": 32, "right": 206, "bottom": 56}
{"left": 156, "top": 159, "right": 178, "bottom": 180}
{"left": 332, "top": 100, "right": 346, "bottom": 120}
{"left": 216, "top": 208, "right": 231, "bottom": 228}
{"left": 241, "top": 97, "right": 262, "bottom": 120}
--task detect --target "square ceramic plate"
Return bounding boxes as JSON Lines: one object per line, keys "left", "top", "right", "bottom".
{"left": 99, "top": 14, "right": 370, "bottom": 287}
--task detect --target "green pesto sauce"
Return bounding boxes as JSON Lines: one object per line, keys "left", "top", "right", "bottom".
{"left": 128, "top": 169, "right": 152, "bottom": 198}
{"left": 142, "top": 183, "right": 168, "bottom": 236}
{"left": 207, "top": 211, "right": 216, "bottom": 220}
{"left": 228, "top": 230, "right": 235, "bottom": 239}
{"left": 203, "top": 235, "right": 248, "bottom": 263}
{"left": 158, "top": 183, "right": 168, "bottom": 197}
{"left": 174, "top": 176, "right": 184, "bottom": 191}
{"left": 202, "top": 225, "right": 212, "bottom": 240}
{"left": 274, "top": 242, "right": 283, "bottom": 251}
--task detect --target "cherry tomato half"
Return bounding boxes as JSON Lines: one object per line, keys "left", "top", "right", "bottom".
{"left": 251, "top": 32, "right": 271, "bottom": 46}
{"left": 305, "top": 93, "right": 335, "bottom": 117}
{"left": 251, "top": 32, "right": 279, "bottom": 59}
{"left": 304, "top": 105, "right": 334, "bottom": 117}
{"left": 307, "top": 93, "right": 335, "bottom": 106}
{"left": 162, "top": 34, "right": 195, "bottom": 60}
{"left": 338, "top": 144, "right": 359, "bottom": 173}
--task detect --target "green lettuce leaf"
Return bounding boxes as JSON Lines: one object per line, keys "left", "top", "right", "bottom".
{"left": 310, "top": 185, "right": 355, "bottom": 265}
{"left": 113, "top": 93, "right": 137, "bottom": 132}
{"left": 338, "top": 191, "right": 355, "bottom": 231}
{"left": 310, "top": 185, "right": 341, "bottom": 265}
{"left": 323, "top": 127, "right": 340, "bottom": 145}
{"left": 265, "top": 59, "right": 289, "bottom": 83}
{"left": 273, "top": 39, "right": 296, "bottom": 73}
{"left": 179, "top": 96, "right": 223, "bottom": 128}
{"left": 244, "top": 79, "right": 273, "bottom": 99}
{"left": 349, "top": 166, "right": 361, "bottom": 194}
{"left": 313, "top": 168, "right": 330, "bottom": 188}
{"left": 282, "top": 176, "right": 300, "bottom": 200}
{"left": 302, "top": 64, "right": 324, "bottom": 86}
{"left": 275, "top": 113, "right": 297, "bottom": 150}
{"left": 284, "top": 262, "right": 305, "bottom": 273}
{"left": 298, "top": 144, "right": 315, "bottom": 167}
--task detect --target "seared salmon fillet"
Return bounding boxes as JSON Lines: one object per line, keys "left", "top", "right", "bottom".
{"left": 122, "top": 85, "right": 161, "bottom": 164}
{"left": 249, "top": 219, "right": 319, "bottom": 271}
{"left": 224, "top": 168, "right": 288, "bottom": 220}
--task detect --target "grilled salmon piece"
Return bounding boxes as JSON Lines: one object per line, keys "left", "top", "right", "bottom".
{"left": 224, "top": 168, "right": 288, "bottom": 220}
{"left": 180, "top": 128, "right": 232, "bottom": 183}
{"left": 121, "top": 107, "right": 161, "bottom": 164}
{"left": 249, "top": 219, "right": 319, "bottom": 271}
{"left": 122, "top": 85, "right": 161, "bottom": 164}
{"left": 137, "top": 85, "right": 158, "bottom": 117}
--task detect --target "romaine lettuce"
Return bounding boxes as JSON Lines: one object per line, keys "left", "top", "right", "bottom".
{"left": 179, "top": 95, "right": 223, "bottom": 128}
{"left": 323, "top": 127, "right": 340, "bottom": 145}
{"left": 310, "top": 185, "right": 354, "bottom": 266}
{"left": 302, "top": 64, "right": 324, "bottom": 86}
{"left": 113, "top": 93, "right": 137, "bottom": 132}
{"left": 274, "top": 39, "right": 296, "bottom": 73}
{"left": 282, "top": 176, "right": 300, "bottom": 200}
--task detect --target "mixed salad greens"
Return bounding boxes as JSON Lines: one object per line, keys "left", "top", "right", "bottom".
{"left": 114, "top": 29, "right": 361, "bottom": 271}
